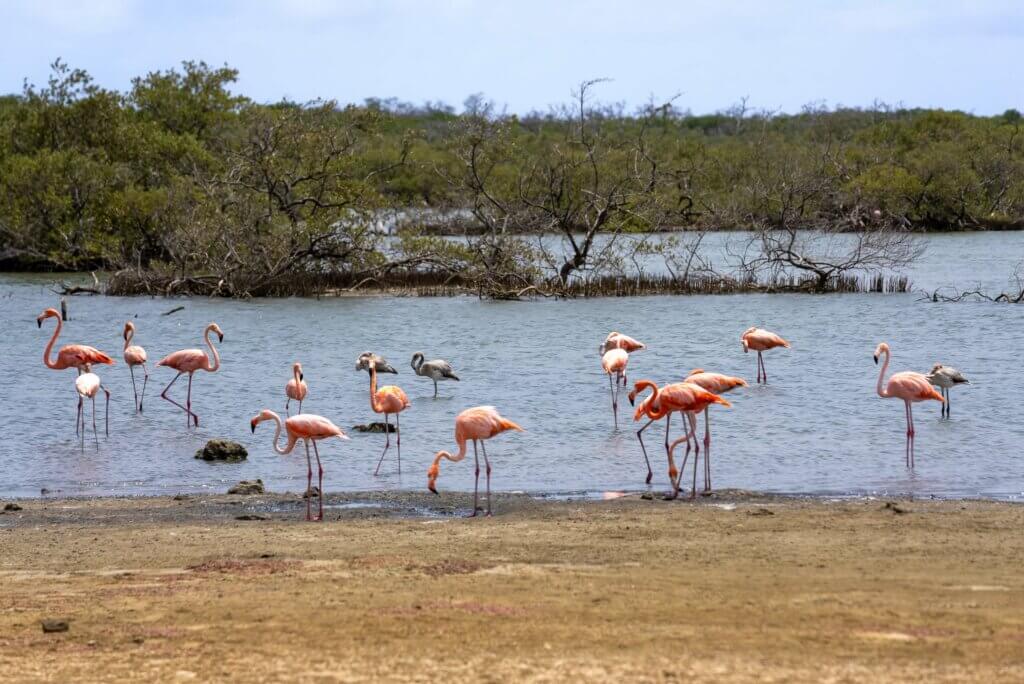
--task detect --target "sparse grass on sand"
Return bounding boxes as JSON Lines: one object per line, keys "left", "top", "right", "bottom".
{"left": 1, "top": 491, "right": 1022, "bottom": 682}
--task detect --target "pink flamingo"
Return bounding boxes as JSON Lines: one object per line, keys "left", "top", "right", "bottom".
{"left": 741, "top": 327, "right": 790, "bottom": 384}
{"left": 123, "top": 321, "right": 148, "bottom": 412}
{"left": 600, "top": 332, "right": 646, "bottom": 376}
{"left": 629, "top": 380, "right": 731, "bottom": 498}
{"left": 874, "top": 342, "right": 944, "bottom": 467}
{"left": 37, "top": 308, "right": 115, "bottom": 373}
{"left": 250, "top": 409, "right": 349, "bottom": 521}
{"left": 601, "top": 348, "right": 629, "bottom": 427}
{"left": 683, "top": 369, "right": 748, "bottom": 492}
{"left": 75, "top": 364, "right": 110, "bottom": 439}
{"left": 157, "top": 323, "right": 224, "bottom": 428}
{"left": 427, "top": 406, "right": 524, "bottom": 516}
{"left": 285, "top": 362, "right": 308, "bottom": 416}
{"left": 364, "top": 362, "right": 410, "bottom": 475}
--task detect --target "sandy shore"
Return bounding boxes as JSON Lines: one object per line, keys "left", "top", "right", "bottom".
{"left": 1, "top": 490, "right": 1022, "bottom": 682}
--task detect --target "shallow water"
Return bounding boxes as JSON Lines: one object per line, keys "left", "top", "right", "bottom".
{"left": 2, "top": 232, "right": 1023, "bottom": 500}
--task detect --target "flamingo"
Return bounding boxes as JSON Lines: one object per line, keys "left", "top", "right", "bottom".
{"left": 741, "top": 327, "right": 790, "bottom": 384}
{"left": 601, "top": 348, "right": 629, "bottom": 428}
{"left": 410, "top": 352, "right": 460, "bottom": 398}
{"left": 157, "top": 323, "right": 224, "bottom": 428}
{"left": 684, "top": 369, "right": 748, "bottom": 492}
{"left": 874, "top": 342, "right": 944, "bottom": 467}
{"left": 123, "top": 321, "right": 148, "bottom": 412}
{"left": 925, "top": 363, "right": 969, "bottom": 418}
{"left": 250, "top": 410, "right": 349, "bottom": 521}
{"left": 600, "top": 332, "right": 646, "bottom": 380}
{"left": 355, "top": 352, "right": 397, "bottom": 376}
{"left": 285, "top": 362, "right": 308, "bottom": 416}
{"left": 628, "top": 380, "right": 731, "bottom": 498}
{"left": 427, "top": 406, "right": 524, "bottom": 516}
{"left": 363, "top": 362, "right": 410, "bottom": 475}
{"left": 75, "top": 364, "right": 110, "bottom": 439}
{"left": 37, "top": 308, "right": 115, "bottom": 373}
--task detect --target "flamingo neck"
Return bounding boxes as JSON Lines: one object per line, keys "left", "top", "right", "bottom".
{"left": 204, "top": 327, "right": 221, "bottom": 372}
{"left": 876, "top": 348, "right": 891, "bottom": 398}
{"left": 368, "top": 366, "right": 383, "bottom": 413}
{"left": 43, "top": 316, "right": 61, "bottom": 369}
{"left": 266, "top": 411, "right": 294, "bottom": 455}
{"left": 293, "top": 365, "right": 302, "bottom": 389}
{"left": 123, "top": 327, "right": 133, "bottom": 352}
{"left": 412, "top": 353, "right": 423, "bottom": 373}
{"left": 635, "top": 381, "right": 665, "bottom": 419}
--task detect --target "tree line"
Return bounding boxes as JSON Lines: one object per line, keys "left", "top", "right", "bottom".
{"left": 1, "top": 61, "right": 1021, "bottom": 297}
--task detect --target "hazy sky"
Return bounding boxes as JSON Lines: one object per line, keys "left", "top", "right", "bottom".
{"left": 1, "top": 0, "right": 1021, "bottom": 115}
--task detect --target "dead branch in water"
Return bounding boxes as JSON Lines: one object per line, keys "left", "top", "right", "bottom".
{"left": 161, "top": 305, "right": 185, "bottom": 316}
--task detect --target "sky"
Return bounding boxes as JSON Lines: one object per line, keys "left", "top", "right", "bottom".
{"left": 1, "top": 0, "right": 1021, "bottom": 115}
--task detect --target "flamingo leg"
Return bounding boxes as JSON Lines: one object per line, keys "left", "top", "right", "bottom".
{"left": 396, "top": 412, "right": 402, "bottom": 475}
{"left": 103, "top": 386, "right": 110, "bottom": 436}
{"left": 608, "top": 373, "right": 617, "bottom": 428}
{"left": 663, "top": 412, "right": 672, "bottom": 455}
{"left": 703, "top": 408, "right": 712, "bottom": 492}
{"left": 160, "top": 372, "right": 200, "bottom": 427}
{"left": 91, "top": 395, "right": 98, "bottom": 440}
{"left": 373, "top": 414, "right": 391, "bottom": 476}
{"left": 76, "top": 396, "right": 82, "bottom": 436}
{"left": 433, "top": 378, "right": 438, "bottom": 398}
{"left": 909, "top": 402, "right": 916, "bottom": 468}
{"left": 944, "top": 388, "right": 949, "bottom": 418}
{"left": 186, "top": 373, "right": 197, "bottom": 427}
{"left": 286, "top": 397, "right": 291, "bottom": 417}
{"left": 129, "top": 365, "right": 139, "bottom": 413}
{"left": 304, "top": 440, "right": 312, "bottom": 521}
{"left": 470, "top": 440, "right": 480, "bottom": 517}
{"left": 635, "top": 418, "right": 656, "bottom": 485}
{"left": 298, "top": 399, "right": 302, "bottom": 414}
{"left": 689, "top": 413, "right": 699, "bottom": 499}
{"left": 139, "top": 364, "right": 148, "bottom": 412}
{"left": 904, "top": 401, "right": 911, "bottom": 468}
{"left": 482, "top": 441, "right": 492, "bottom": 516}
{"left": 313, "top": 440, "right": 324, "bottom": 522}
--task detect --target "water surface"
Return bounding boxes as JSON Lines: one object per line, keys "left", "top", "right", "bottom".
{"left": 2, "top": 232, "right": 1022, "bottom": 500}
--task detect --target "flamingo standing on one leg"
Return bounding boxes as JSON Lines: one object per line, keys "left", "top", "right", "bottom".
{"left": 250, "top": 410, "right": 349, "bottom": 521}
{"left": 75, "top": 364, "right": 110, "bottom": 439}
{"left": 363, "top": 362, "right": 410, "bottom": 475}
{"left": 874, "top": 342, "right": 944, "bottom": 467}
{"left": 157, "top": 323, "right": 224, "bottom": 428}
{"left": 741, "top": 327, "right": 790, "bottom": 384}
{"left": 684, "top": 369, "right": 747, "bottom": 492}
{"left": 629, "top": 380, "right": 731, "bottom": 498}
{"left": 285, "top": 362, "right": 308, "bottom": 416}
{"left": 123, "top": 322, "right": 148, "bottom": 412}
{"left": 601, "top": 348, "right": 629, "bottom": 428}
{"left": 427, "top": 406, "right": 524, "bottom": 517}
{"left": 925, "top": 363, "right": 969, "bottom": 419}
{"left": 37, "top": 308, "right": 115, "bottom": 373}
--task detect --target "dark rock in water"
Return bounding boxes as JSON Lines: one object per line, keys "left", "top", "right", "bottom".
{"left": 41, "top": 618, "right": 70, "bottom": 633}
{"left": 353, "top": 422, "right": 396, "bottom": 433}
{"left": 195, "top": 439, "right": 248, "bottom": 462}
{"left": 173, "top": 494, "right": 189, "bottom": 501}
{"left": 235, "top": 514, "right": 268, "bottom": 521}
{"left": 303, "top": 486, "right": 321, "bottom": 499}
{"left": 640, "top": 492, "right": 654, "bottom": 500}
{"left": 4, "top": 503, "right": 22, "bottom": 511}
{"left": 227, "top": 479, "right": 265, "bottom": 495}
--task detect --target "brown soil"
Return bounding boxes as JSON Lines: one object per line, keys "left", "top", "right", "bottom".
{"left": 1, "top": 491, "right": 1022, "bottom": 682}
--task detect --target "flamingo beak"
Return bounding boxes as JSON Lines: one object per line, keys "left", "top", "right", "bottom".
{"left": 428, "top": 481, "right": 438, "bottom": 495}
{"left": 628, "top": 393, "right": 635, "bottom": 407}
{"left": 36, "top": 318, "right": 42, "bottom": 328}
{"left": 338, "top": 433, "right": 350, "bottom": 441}
{"left": 250, "top": 420, "right": 257, "bottom": 433}
{"left": 300, "top": 373, "right": 304, "bottom": 381}
{"left": 873, "top": 355, "right": 879, "bottom": 364}
{"left": 218, "top": 333, "right": 224, "bottom": 342}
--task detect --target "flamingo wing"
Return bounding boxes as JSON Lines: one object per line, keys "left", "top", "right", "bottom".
{"left": 888, "top": 372, "right": 945, "bottom": 403}
{"left": 286, "top": 414, "right": 347, "bottom": 440}
{"left": 158, "top": 348, "right": 207, "bottom": 372}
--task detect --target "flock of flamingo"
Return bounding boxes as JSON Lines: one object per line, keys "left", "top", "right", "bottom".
{"left": 35, "top": 308, "right": 969, "bottom": 520}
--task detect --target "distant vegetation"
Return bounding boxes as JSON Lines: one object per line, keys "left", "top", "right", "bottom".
{"left": 1, "top": 61, "right": 1021, "bottom": 297}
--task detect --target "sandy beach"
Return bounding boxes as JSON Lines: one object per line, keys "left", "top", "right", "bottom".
{"left": 1, "top": 491, "right": 1022, "bottom": 682}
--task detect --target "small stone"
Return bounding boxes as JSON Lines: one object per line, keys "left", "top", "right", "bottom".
{"left": 173, "top": 494, "right": 189, "bottom": 501}
{"left": 235, "top": 514, "right": 268, "bottom": 521}
{"left": 303, "top": 486, "right": 321, "bottom": 499}
{"left": 227, "top": 479, "right": 264, "bottom": 495}
{"left": 352, "top": 422, "right": 397, "bottom": 433}
{"left": 132, "top": 635, "right": 145, "bottom": 644}
{"left": 883, "top": 501, "right": 908, "bottom": 515}
{"left": 640, "top": 492, "right": 654, "bottom": 500}
{"left": 747, "top": 508, "right": 774, "bottom": 516}
{"left": 40, "top": 488, "right": 50, "bottom": 495}
{"left": 3, "top": 503, "right": 22, "bottom": 511}
{"left": 41, "top": 618, "right": 70, "bottom": 633}
{"left": 195, "top": 439, "right": 248, "bottom": 462}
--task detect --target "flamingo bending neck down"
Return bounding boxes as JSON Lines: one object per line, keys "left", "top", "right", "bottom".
{"left": 250, "top": 409, "right": 349, "bottom": 521}
{"left": 410, "top": 352, "right": 460, "bottom": 398}
{"left": 365, "top": 363, "right": 410, "bottom": 475}
{"left": 75, "top": 363, "right": 110, "bottom": 439}
{"left": 741, "top": 327, "right": 790, "bottom": 384}
{"left": 629, "top": 380, "right": 731, "bottom": 498}
{"left": 600, "top": 331, "right": 646, "bottom": 360}
{"left": 683, "top": 369, "right": 747, "bottom": 492}
{"left": 157, "top": 323, "right": 224, "bottom": 428}
{"left": 601, "top": 348, "right": 630, "bottom": 428}
{"left": 874, "top": 342, "right": 944, "bottom": 467}
{"left": 427, "top": 406, "right": 524, "bottom": 516}
{"left": 37, "top": 308, "right": 115, "bottom": 373}
{"left": 123, "top": 321, "right": 148, "bottom": 412}
{"left": 285, "top": 362, "right": 308, "bottom": 416}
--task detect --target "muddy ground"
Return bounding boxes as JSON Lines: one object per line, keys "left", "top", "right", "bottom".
{"left": 1, "top": 490, "right": 1022, "bottom": 682}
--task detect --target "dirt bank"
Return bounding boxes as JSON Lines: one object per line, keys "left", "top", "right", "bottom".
{"left": 1, "top": 492, "right": 1022, "bottom": 682}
